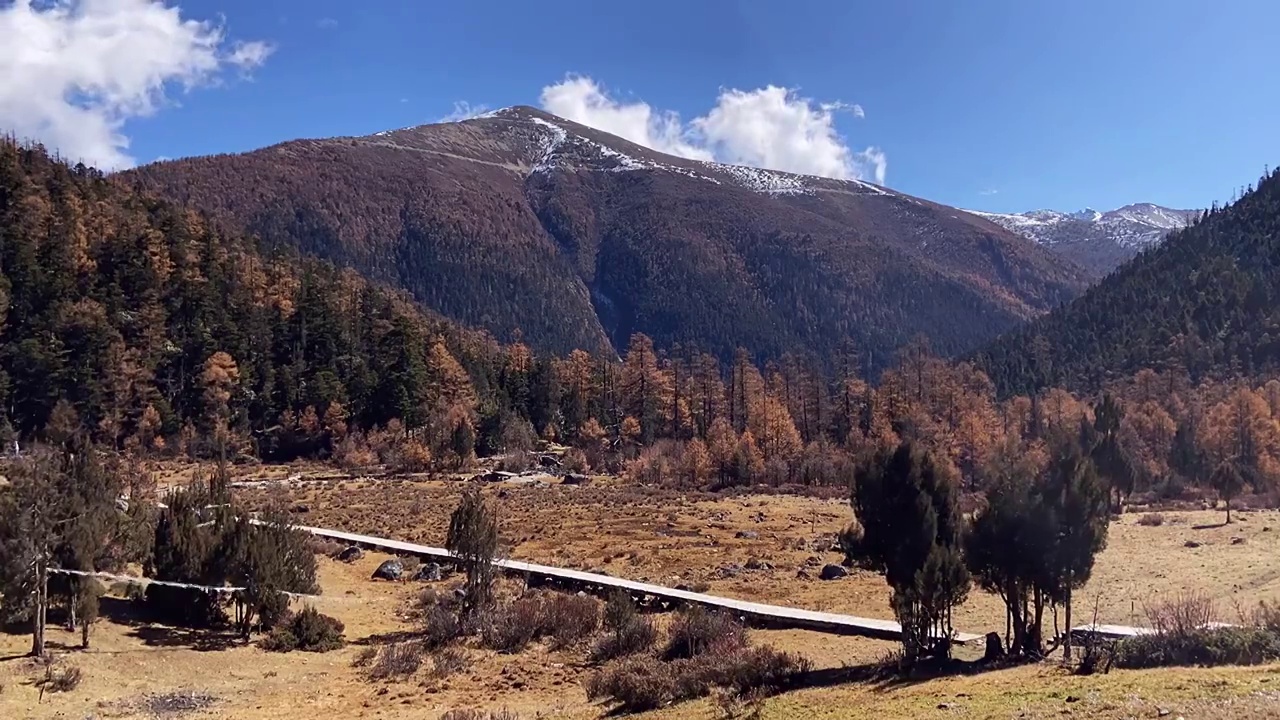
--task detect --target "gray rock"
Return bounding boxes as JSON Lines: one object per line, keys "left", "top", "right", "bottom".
{"left": 563, "top": 473, "right": 590, "bottom": 485}
{"left": 336, "top": 546, "right": 364, "bottom": 562}
{"left": 1231, "top": 536, "right": 1246, "bottom": 545}
{"left": 819, "top": 564, "right": 848, "bottom": 581}
{"left": 372, "top": 558, "right": 404, "bottom": 581}
{"left": 745, "top": 557, "right": 772, "bottom": 571}
{"left": 735, "top": 530, "right": 760, "bottom": 540}
{"left": 1184, "top": 540, "right": 1202, "bottom": 548}
{"left": 413, "top": 562, "right": 443, "bottom": 581}
{"left": 717, "top": 564, "right": 743, "bottom": 579}
{"left": 796, "top": 569, "right": 811, "bottom": 580}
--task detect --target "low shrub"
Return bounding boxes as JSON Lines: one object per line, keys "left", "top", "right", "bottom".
{"left": 481, "top": 597, "right": 541, "bottom": 653}
{"left": 38, "top": 665, "right": 83, "bottom": 695}
{"left": 585, "top": 656, "right": 678, "bottom": 712}
{"left": 537, "top": 591, "right": 601, "bottom": 648}
{"left": 1113, "top": 626, "right": 1280, "bottom": 669}
{"left": 1145, "top": 591, "right": 1217, "bottom": 637}
{"left": 430, "top": 646, "right": 471, "bottom": 679}
{"left": 351, "top": 646, "right": 378, "bottom": 668}
{"left": 562, "top": 448, "right": 589, "bottom": 474}
{"left": 1137, "top": 512, "right": 1166, "bottom": 527}
{"left": 586, "top": 643, "right": 810, "bottom": 713}
{"left": 664, "top": 606, "right": 746, "bottom": 660}
{"left": 261, "top": 607, "right": 345, "bottom": 653}
{"left": 593, "top": 614, "right": 658, "bottom": 662}
{"left": 421, "top": 603, "right": 463, "bottom": 649}
{"left": 439, "top": 710, "right": 520, "bottom": 720}
{"left": 366, "top": 641, "right": 425, "bottom": 679}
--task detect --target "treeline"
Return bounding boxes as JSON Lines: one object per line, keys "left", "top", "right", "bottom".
{"left": 3, "top": 139, "right": 1278, "bottom": 512}
{"left": 976, "top": 167, "right": 1280, "bottom": 397}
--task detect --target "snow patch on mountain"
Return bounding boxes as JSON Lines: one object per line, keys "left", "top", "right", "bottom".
{"left": 969, "top": 203, "right": 1198, "bottom": 251}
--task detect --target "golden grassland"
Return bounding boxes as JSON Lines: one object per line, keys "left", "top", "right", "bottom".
{"left": 4, "top": 467, "right": 1280, "bottom": 719}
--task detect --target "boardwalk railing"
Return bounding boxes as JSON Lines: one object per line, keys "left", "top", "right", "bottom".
{"left": 295, "top": 522, "right": 983, "bottom": 644}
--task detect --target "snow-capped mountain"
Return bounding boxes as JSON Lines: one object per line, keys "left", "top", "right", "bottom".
{"left": 968, "top": 204, "right": 1199, "bottom": 277}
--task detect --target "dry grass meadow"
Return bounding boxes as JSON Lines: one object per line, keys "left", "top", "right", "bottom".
{"left": 4, "top": 465, "right": 1280, "bottom": 719}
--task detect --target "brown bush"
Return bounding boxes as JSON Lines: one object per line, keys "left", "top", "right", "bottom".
{"left": 261, "top": 607, "right": 345, "bottom": 653}
{"left": 439, "top": 710, "right": 520, "bottom": 720}
{"left": 536, "top": 591, "right": 601, "bottom": 648}
{"left": 394, "top": 439, "right": 433, "bottom": 473}
{"left": 38, "top": 665, "right": 83, "bottom": 695}
{"left": 664, "top": 606, "right": 746, "bottom": 660}
{"left": 366, "top": 641, "right": 425, "bottom": 680}
{"left": 562, "top": 448, "right": 589, "bottom": 474}
{"left": 481, "top": 597, "right": 541, "bottom": 653}
{"left": 419, "top": 603, "right": 462, "bottom": 650}
{"left": 430, "top": 646, "right": 471, "bottom": 679}
{"left": 585, "top": 656, "right": 678, "bottom": 712}
{"left": 1145, "top": 591, "right": 1218, "bottom": 637}
{"left": 1137, "top": 512, "right": 1166, "bottom": 527}
{"left": 351, "top": 646, "right": 378, "bottom": 668}
{"left": 586, "top": 643, "right": 810, "bottom": 713}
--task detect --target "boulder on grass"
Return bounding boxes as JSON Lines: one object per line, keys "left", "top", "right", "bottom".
{"left": 336, "top": 546, "right": 364, "bottom": 563}
{"left": 413, "top": 562, "right": 444, "bottom": 581}
{"left": 372, "top": 559, "right": 404, "bottom": 581}
{"left": 819, "top": 564, "right": 848, "bottom": 581}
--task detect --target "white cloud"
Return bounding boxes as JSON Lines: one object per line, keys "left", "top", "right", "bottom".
{"left": 317, "top": 17, "right": 338, "bottom": 29}
{"left": 539, "top": 75, "right": 885, "bottom": 185}
{"left": 227, "top": 40, "right": 274, "bottom": 71}
{"left": 0, "top": 0, "right": 273, "bottom": 171}
{"left": 439, "top": 101, "right": 488, "bottom": 121}
{"left": 980, "top": 188, "right": 999, "bottom": 196}
{"left": 540, "top": 76, "right": 713, "bottom": 162}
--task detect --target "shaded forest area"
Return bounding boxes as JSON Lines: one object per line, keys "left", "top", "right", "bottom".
{"left": 976, "top": 168, "right": 1280, "bottom": 397}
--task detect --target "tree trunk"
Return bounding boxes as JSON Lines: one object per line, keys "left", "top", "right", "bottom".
{"left": 1064, "top": 585, "right": 1074, "bottom": 660}
{"left": 31, "top": 561, "right": 47, "bottom": 657}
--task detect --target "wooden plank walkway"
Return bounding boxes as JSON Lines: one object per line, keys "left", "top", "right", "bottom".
{"left": 296, "top": 522, "right": 983, "bottom": 644}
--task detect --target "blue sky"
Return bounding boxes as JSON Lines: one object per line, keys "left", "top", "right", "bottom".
{"left": 3, "top": 0, "right": 1278, "bottom": 213}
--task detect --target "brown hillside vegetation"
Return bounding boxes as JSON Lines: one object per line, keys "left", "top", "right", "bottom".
{"left": 123, "top": 106, "right": 1087, "bottom": 370}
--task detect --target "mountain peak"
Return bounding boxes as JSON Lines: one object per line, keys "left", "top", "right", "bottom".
{"left": 967, "top": 203, "right": 1199, "bottom": 276}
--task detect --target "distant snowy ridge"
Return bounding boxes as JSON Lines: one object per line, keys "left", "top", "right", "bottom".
{"left": 968, "top": 203, "right": 1198, "bottom": 250}
{"left": 966, "top": 203, "right": 1200, "bottom": 276}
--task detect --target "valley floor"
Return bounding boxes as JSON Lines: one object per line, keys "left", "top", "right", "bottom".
{"left": 4, "top": 467, "right": 1280, "bottom": 719}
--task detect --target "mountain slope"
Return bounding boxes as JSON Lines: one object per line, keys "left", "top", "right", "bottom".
{"left": 973, "top": 170, "right": 1280, "bottom": 397}
{"left": 124, "top": 106, "right": 1086, "bottom": 371}
{"left": 0, "top": 139, "right": 502, "bottom": 449}
{"left": 968, "top": 204, "right": 1199, "bottom": 277}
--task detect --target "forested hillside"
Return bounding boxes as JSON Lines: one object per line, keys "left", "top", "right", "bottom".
{"left": 123, "top": 106, "right": 1086, "bottom": 373}
{"left": 975, "top": 169, "right": 1280, "bottom": 397}
{"left": 0, "top": 139, "right": 508, "bottom": 458}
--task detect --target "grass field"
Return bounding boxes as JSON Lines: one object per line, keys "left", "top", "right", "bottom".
{"left": 4, "top": 467, "right": 1280, "bottom": 719}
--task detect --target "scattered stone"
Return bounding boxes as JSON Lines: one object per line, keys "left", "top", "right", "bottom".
{"left": 336, "top": 546, "right": 364, "bottom": 563}
{"left": 1158, "top": 709, "right": 1172, "bottom": 717}
{"left": 290, "top": 503, "right": 310, "bottom": 514}
{"left": 1232, "top": 536, "right": 1246, "bottom": 545}
{"left": 372, "top": 559, "right": 404, "bottom": 581}
{"left": 805, "top": 555, "right": 823, "bottom": 567}
{"left": 1065, "top": 696, "right": 1080, "bottom": 703}
{"left": 141, "top": 691, "right": 218, "bottom": 716}
{"left": 413, "top": 562, "right": 443, "bottom": 582}
{"left": 937, "top": 703, "right": 952, "bottom": 710}
{"left": 796, "top": 569, "right": 811, "bottom": 580}
{"left": 675, "top": 584, "right": 692, "bottom": 591}
{"left": 735, "top": 530, "right": 760, "bottom": 540}
{"left": 744, "top": 557, "right": 772, "bottom": 571}
{"left": 563, "top": 473, "right": 590, "bottom": 485}
{"left": 1184, "top": 540, "right": 1202, "bottom": 548}
{"left": 538, "top": 454, "right": 563, "bottom": 468}
{"left": 717, "top": 564, "right": 743, "bottom": 579}
{"left": 1264, "top": 526, "right": 1273, "bottom": 532}
{"left": 819, "top": 564, "right": 848, "bottom": 581}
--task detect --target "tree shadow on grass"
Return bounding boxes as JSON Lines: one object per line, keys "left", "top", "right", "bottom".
{"left": 350, "top": 629, "right": 421, "bottom": 646}
{"left": 127, "top": 625, "right": 242, "bottom": 652}
{"left": 788, "top": 655, "right": 1032, "bottom": 694}
{"left": 1193, "top": 521, "right": 1230, "bottom": 530}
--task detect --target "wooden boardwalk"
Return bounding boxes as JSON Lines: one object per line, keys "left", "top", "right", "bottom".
{"left": 297, "top": 523, "right": 983, "bottom": 644}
